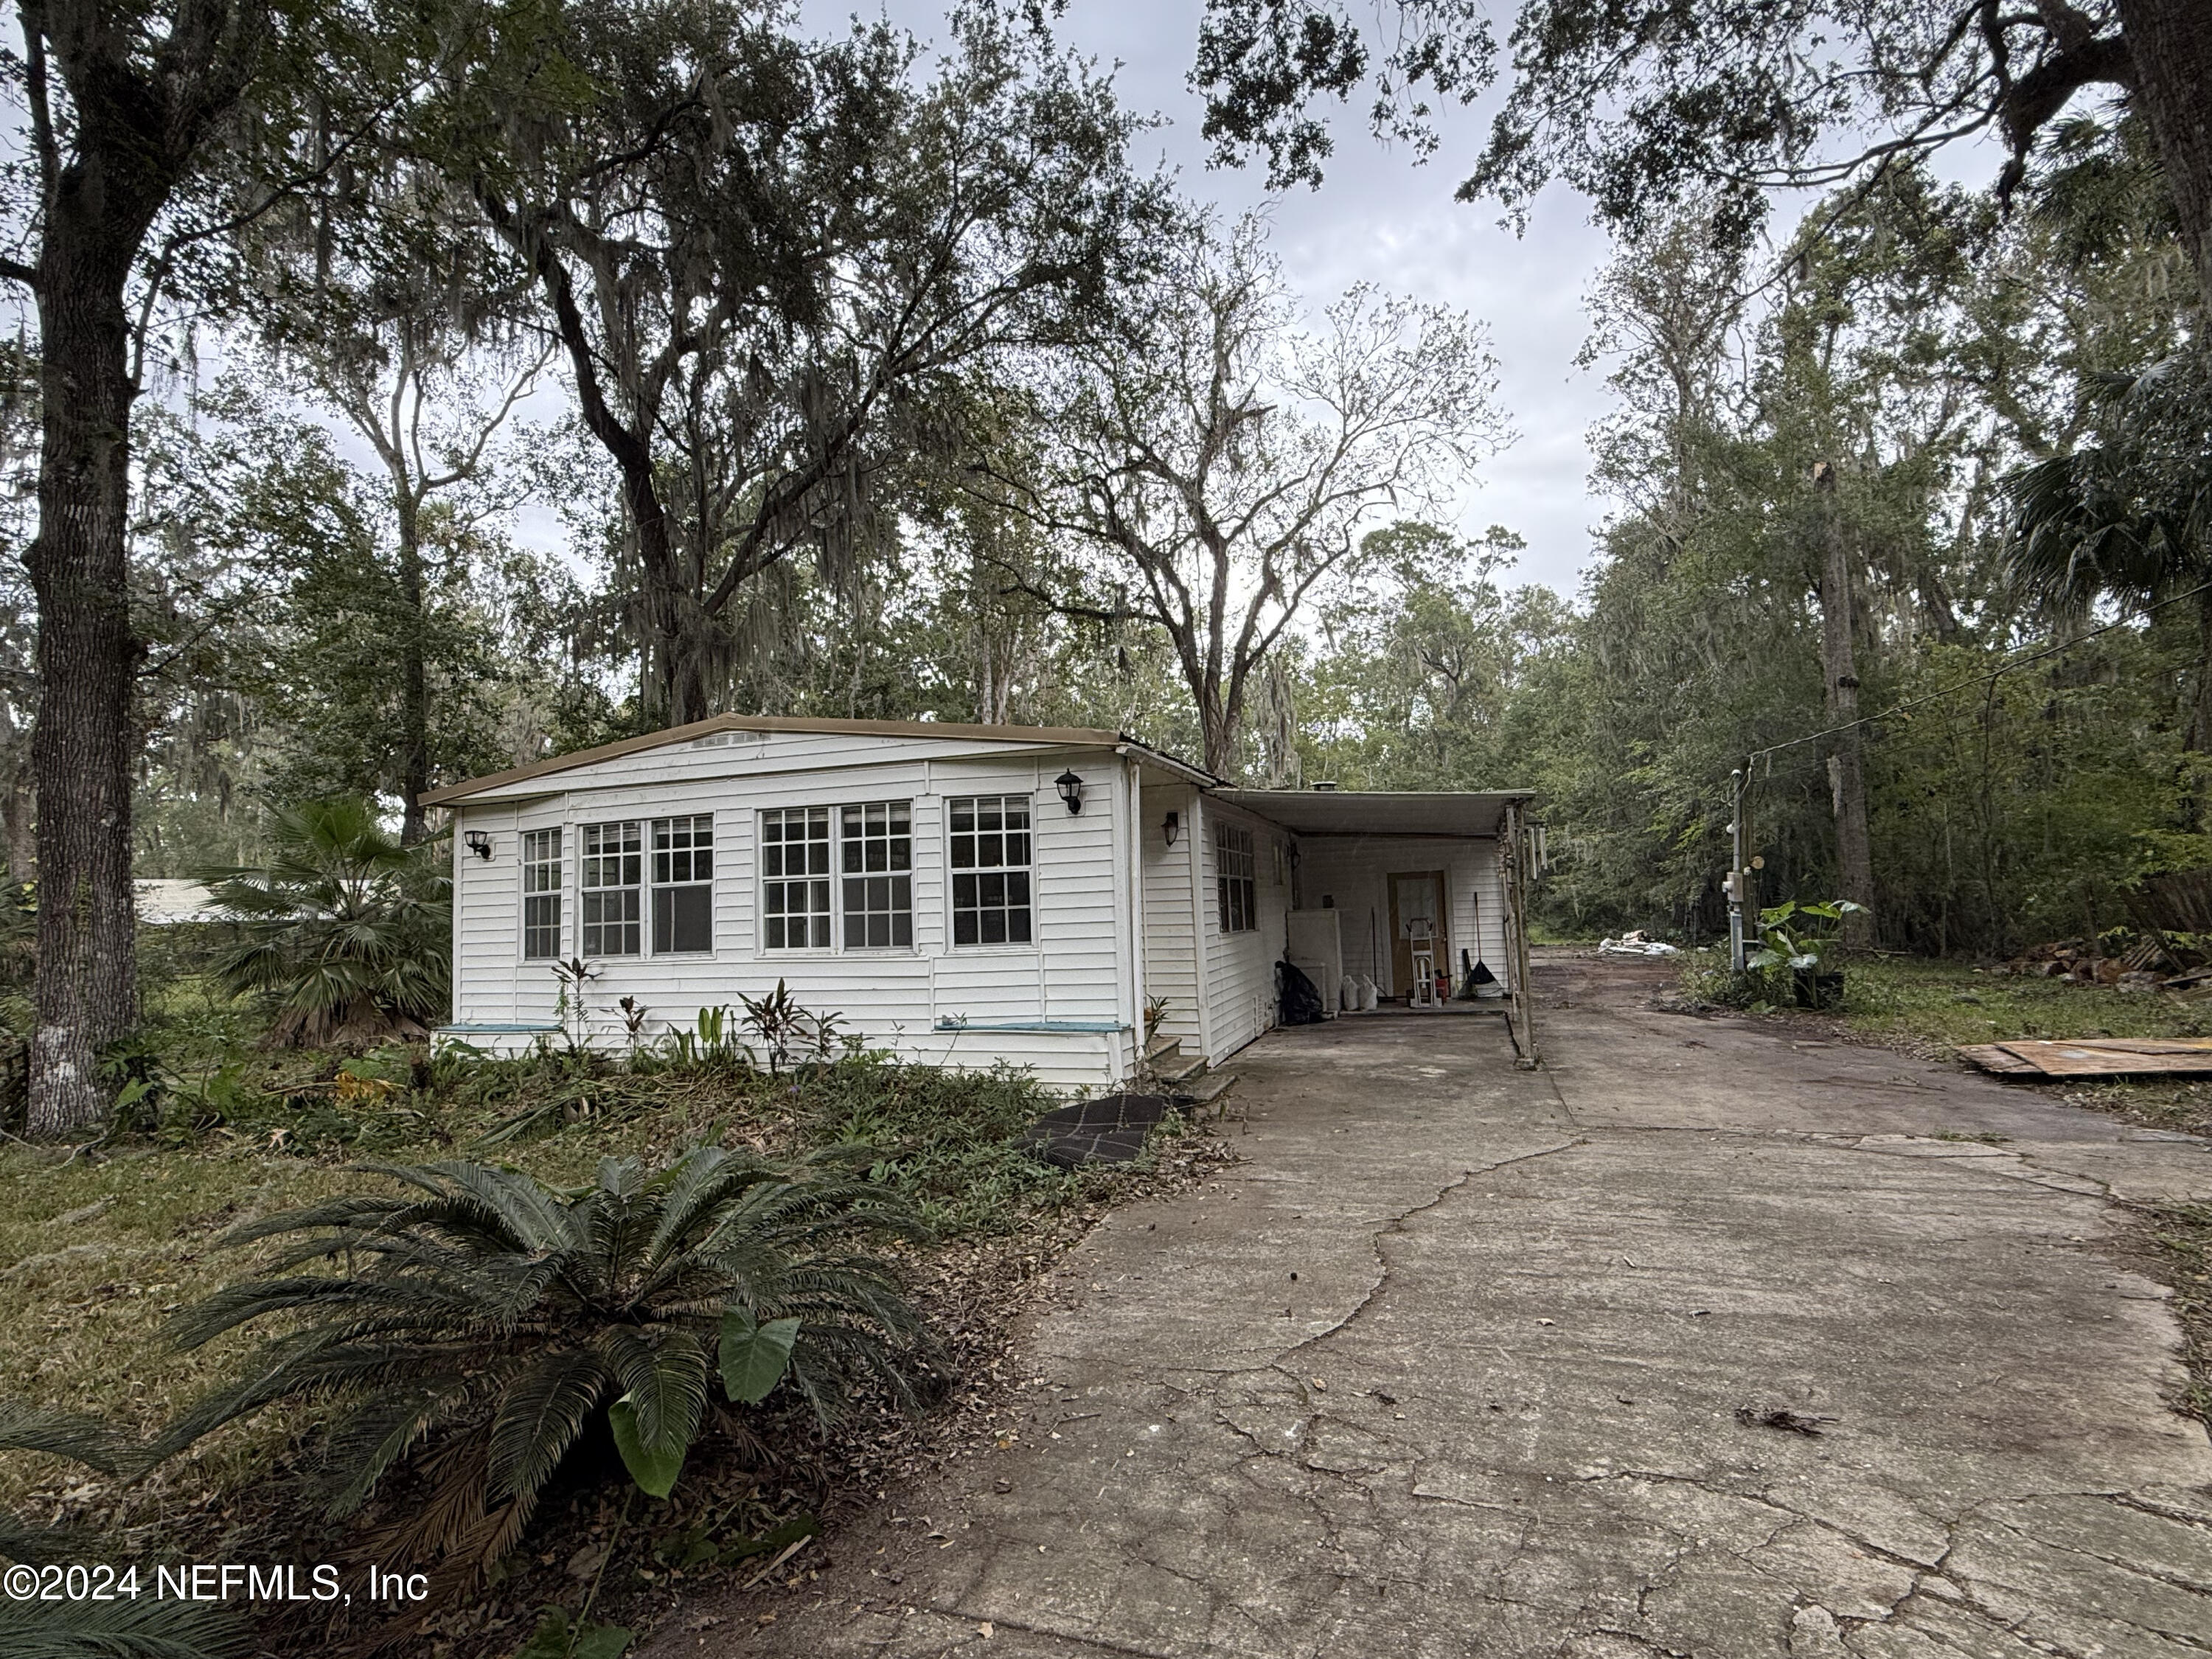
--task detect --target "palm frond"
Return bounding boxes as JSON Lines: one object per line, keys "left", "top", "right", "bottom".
{"left": 170, "top": 1152, "right": 931, "bottom": 1577}
{"left": 0, "top": 1594, "right": 249, "bottom": 1659}
{"left": 484, "top": 1349, "right": 611, "bottom": 1507}
{"left": 598, "top": 1328, "right": 709, "bottom": 1459}
{"left": 198, "top": 796, "right": 450, "bottom": 1046}
{"left": 0, "top": 1403, "right": 138, "bottom": 1472}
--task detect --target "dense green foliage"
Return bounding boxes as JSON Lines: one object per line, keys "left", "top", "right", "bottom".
{"left": 161, "top": 1150, "right": 931, "bottom": 1578}
{"left": 1262, "top": 133, "right": 2208, "bottom": 953}
{"left": 0, "top": 1001, "right": 1209, "bottom": 1648}
{"left": 201, "top": 798, "right": 451, "bottom": 1046}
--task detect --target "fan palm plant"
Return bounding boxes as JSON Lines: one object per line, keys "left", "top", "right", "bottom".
{"left": 159, "top": 1149, "right": 933, "bottom": 1581}
{"left": 201, "top": 796, "right": 451, "bottom": 1047}
{"left": 0, "top": 1403, "right": 246, "bottom": 1658}
{"left": 2003, "top": 345, "right": 2212, "bottom": 748}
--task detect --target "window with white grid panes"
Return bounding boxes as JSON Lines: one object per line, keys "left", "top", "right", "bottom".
{"left": 521, "top": 828, "right": 563, "bottom": 959}
{"left": 650, "top": 815, "right": 713, "bottom": 953}
{"left": 948, "top": 796, "right": 1032, "bottom": 945}
{"left": 841, "top": 801, "right": 913, "bottom": 948}
{"left": 580, "top": 821, "right": 643, "bottom": 956}
{"left": 1216, "top": 821, "right": 1256, "bottom": 933}
{"left": 760, "top": 807, "right": 832, "bottom": 950}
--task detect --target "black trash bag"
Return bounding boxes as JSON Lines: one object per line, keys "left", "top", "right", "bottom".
{"left": 1277, "top": 959, "right": 1327, "bottom": 1026}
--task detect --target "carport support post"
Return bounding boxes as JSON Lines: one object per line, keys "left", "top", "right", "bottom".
{"left": 1503, "top": 801, "right": 1539, "bottom": 1068}
{"left": 1728, "top": 768, "right": 1748, "bottom": 973}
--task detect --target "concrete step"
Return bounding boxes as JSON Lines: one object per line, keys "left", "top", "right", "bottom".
{"left": 1144, "top": 1034, "right": 1181, "bottom": 1063}
{"left": 1183, "top": 1071, "right": 1237, "bottom": 1107}
{"left": 1154, "top": 1055, "right": 1208, "bottom": 1085}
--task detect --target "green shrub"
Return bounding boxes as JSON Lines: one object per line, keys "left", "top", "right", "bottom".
{"left": 159, "top": 1149, "right": 933, "bottom": 1581}
{"left": 200, "top": 798, "right": 449, "bottom": 1048}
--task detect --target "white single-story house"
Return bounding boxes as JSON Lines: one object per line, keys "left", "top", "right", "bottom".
{"left": 421, "top": 716, "right": 1539, "bottom": 1089}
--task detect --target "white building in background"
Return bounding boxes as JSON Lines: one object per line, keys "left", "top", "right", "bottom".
{"left": 136, "top": 879, "right": 223, "bottom": 925}
{"left": 424, "top": 715, "right": 1536, "bottom": 1091}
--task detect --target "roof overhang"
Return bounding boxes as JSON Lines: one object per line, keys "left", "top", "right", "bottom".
{"left": 420, "top": 713, "right": 1213, "bottom": 807}
{"left": 1211, "top": 788, "right": 1535, "bottom": 839}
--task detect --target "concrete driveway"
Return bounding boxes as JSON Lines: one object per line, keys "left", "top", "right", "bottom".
{"left": 672, "top": 950, "right": 2212, "bottom": 1658}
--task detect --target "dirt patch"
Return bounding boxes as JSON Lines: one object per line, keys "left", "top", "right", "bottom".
{"left": 2110, "top": 1201, "right": 2212, "bottom": 1430}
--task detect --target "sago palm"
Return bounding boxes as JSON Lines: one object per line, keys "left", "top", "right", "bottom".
{"left": 160, "top": 1149, "right": 933, "bottom": 1579}
{"left": 0, "top": 1403, "right": 246, "bottom": 1658}
{"left": 201, "top": 796, "right": 451, "bottom": 1047}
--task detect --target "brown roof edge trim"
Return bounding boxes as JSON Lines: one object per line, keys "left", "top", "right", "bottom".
{"left": 1116, "top": 740, "right": 1222, "bottom": 789}
{"left": 418, "top": 714, "right": 1168, "bottom": 807}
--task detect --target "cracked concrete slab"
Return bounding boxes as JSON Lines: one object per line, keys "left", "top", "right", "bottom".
{"left": 654, "top": 952, "right": 2212, "bottom": 1658}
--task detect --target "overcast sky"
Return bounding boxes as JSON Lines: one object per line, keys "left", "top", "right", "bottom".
{"left": 818, "top": 0, "right": 1630, "bottom": 599}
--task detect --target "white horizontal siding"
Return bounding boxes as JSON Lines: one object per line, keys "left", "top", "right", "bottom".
{"left": 1139, "top": 782, "right": 1200, "bottom": 1046}
{"left": 1197, "top": 797, "right": 1291, "bottom": 1063}
{"left": 454, "top": 800, "right": 524, "bottom": 1026}
{"left": 465, "top": 728, "right": 1109, "bottom": 804}
{"left": 447, "top": 748, "right": 1134, "bottom": 1091}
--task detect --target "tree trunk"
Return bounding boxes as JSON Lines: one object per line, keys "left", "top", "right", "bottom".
{"left": 24, "top": 221, "right": 142, "bottom": 1135}
{"left": 1, "top": 761, "right": 32, "bottom": 889}
{"left": 395, "top": 493, "right": 429, "bottom": 843}
{"left": 499, "top": 211, "right": 695, "bottom": 728}
{"left": 1194, "top": 675, "right": 1236, "bottom": 778}
{"left": 2191, "top": 583, "right": 2212, "bottom": 751}
{"left": 2117, "top": 0, "right": 2212, "bottom": 288}
{"left": 2178, "top": 585, "right": 2212, "bottom": 832}
{"left": 1814, "top": 465, "right": 1875, "bottom": 950}
{"left": 13, "top": 0, "right": 260, "bottom": 1138}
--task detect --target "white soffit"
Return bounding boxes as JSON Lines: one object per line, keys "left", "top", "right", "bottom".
{"left": 1210, "top": 789, "right": 1534, "bottom": 838}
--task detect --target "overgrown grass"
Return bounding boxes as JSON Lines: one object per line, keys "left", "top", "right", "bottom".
{"left": 1838, "top": 956, "right": 2212, "bottom": 1051}
{"left": 2140, "top": 1202, "right": 2212, "bottom": 1426}
{"left": 0, "top": 998, "right": 1206, "bottom": 1517}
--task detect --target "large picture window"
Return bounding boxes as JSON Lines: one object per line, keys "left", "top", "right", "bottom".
{"left": 841, "top": 801, "right": 913, "bottom": 948}
{"left": 949, "top": 796, "right": 1032, "bottom": 946}
{"left": 1216, "top": 822, "right": 1256, "bottom": 933}
{"left": 521, "top": 828, "right": 563, "bottom": 959}
{"left": 580, "top": 821, "right": 643, "bottom": 956}
{"left": 651, "top": 815, "right": 713, "bottom": 953}
{"left": 761, "top": 807, "right": 832, "bottom": 950}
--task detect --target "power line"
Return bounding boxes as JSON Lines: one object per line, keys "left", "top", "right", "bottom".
{"left": 1744, "top": 579, "right": 2212, "bottom": 770}
{"left": 1722, "top": 578, "right": 2210, "bottom": 953}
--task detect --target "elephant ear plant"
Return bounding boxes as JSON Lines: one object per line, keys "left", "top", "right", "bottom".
{"left": 159, "top": 1149, "right": 934, "bottom": 1582}
{"left": 1747, "top": 900, "right": 1868, "bottom": 1009}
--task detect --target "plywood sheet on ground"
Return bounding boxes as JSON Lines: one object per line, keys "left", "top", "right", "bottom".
{"left": 1955, "top": 1044, "right": 2045, "bottom": 1075}
{"left": 1958, "top": 1037, "right": 2212, "bottom": 1077}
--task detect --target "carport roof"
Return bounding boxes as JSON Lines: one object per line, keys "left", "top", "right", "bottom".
{"left": 1211, "top": 788, "right": 1535, "bottom": 838}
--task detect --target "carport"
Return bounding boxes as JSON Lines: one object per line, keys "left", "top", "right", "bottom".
{"left": 1212, "top": 786, "right": 1543, "bottom": 1067}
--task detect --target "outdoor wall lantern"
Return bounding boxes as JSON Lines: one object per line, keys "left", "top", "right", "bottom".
{"left": 1162, "top": 809, "right": 1180, "bottom": 846}
{"left": 1055, "top": 768, "right": 1086, "bottom": 815}
{"left": 465, "top": 830, "right": 493, "bottom": 860}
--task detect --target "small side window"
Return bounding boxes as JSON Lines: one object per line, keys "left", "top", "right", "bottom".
{"left": 521, "top": 828, "right": 563, "bottom": 960}
{"left": 1216, "top": 823, "right": 1256, "bottom": 933}
{"left": 841, "top": 801, "right": 914, "bottom": 948}
{"left": 761, "top": 807, "right": 832, "bottom": 950}
{"left": 949, "top": 795, "right": 1033, "bottom": 946}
